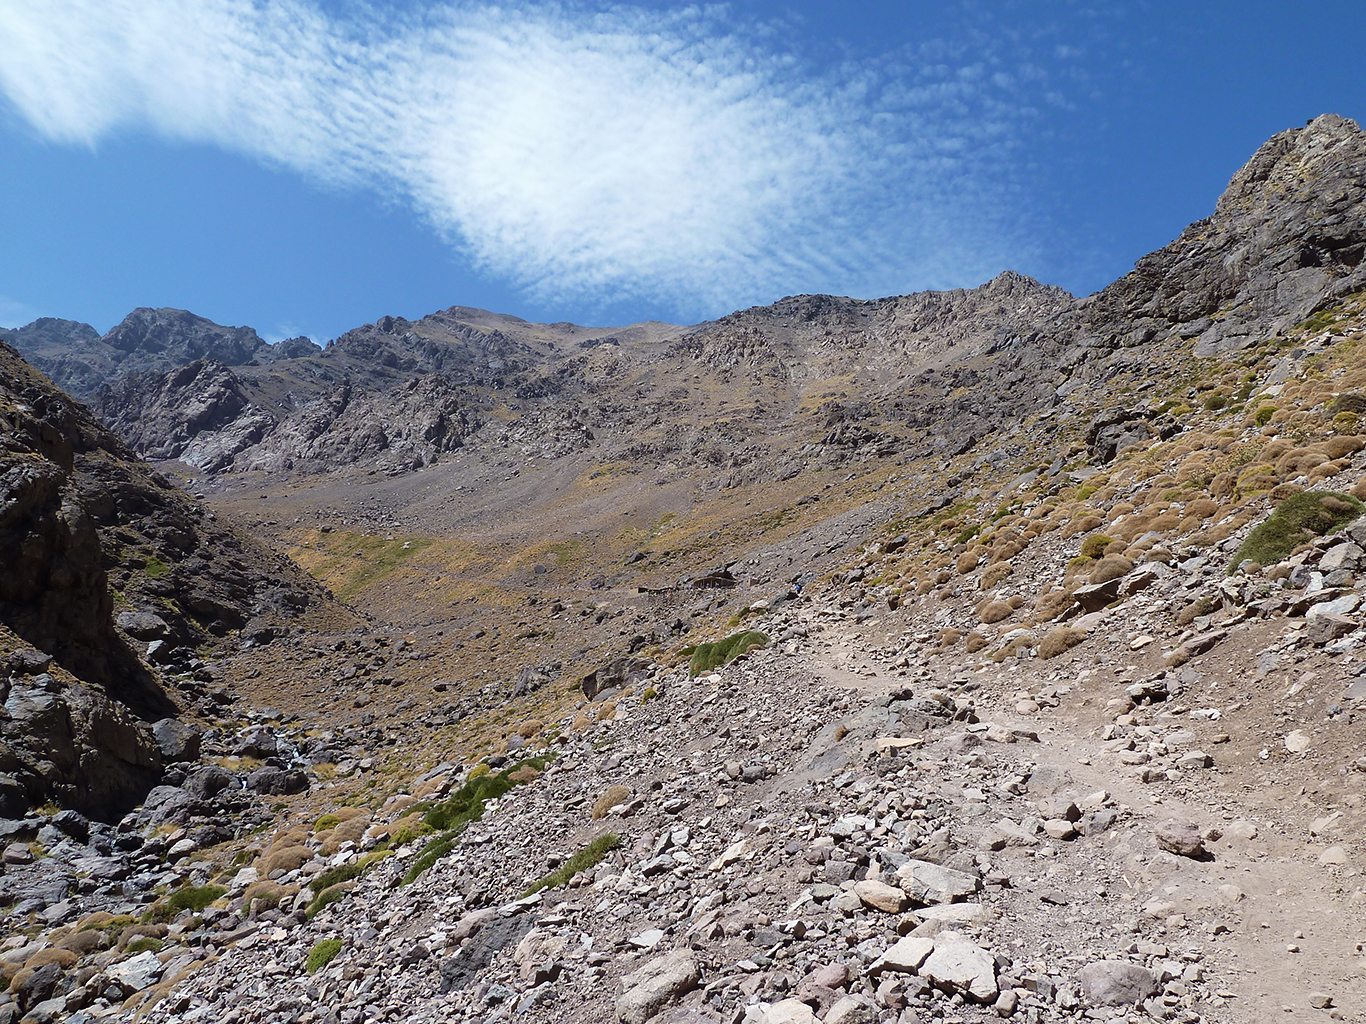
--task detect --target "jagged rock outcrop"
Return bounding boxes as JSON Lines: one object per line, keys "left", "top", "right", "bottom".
{"left": 0, "top": 342, "right": 335, "bottom": 818}
{"left": 2, "top": 307, "right": 302, "bottom": 402}
{"left": 1073, "top": 113, "right": 1366, "bottom": 357}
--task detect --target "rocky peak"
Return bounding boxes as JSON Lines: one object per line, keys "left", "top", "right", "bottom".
{"left": 102, "top": 306, "right": 266, "bottom": 365}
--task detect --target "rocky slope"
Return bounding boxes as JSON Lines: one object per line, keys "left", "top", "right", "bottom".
{"left": 0, "top": 342, "right": 345, "bottom": 822}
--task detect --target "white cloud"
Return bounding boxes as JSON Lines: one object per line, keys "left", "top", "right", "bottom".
{"left": 0, "top": 0, "right": 1084, "bottom": 319}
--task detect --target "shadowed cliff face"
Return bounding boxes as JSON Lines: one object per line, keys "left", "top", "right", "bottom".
{"left": 0, "top": 343, "right": 339, "bottom": 819}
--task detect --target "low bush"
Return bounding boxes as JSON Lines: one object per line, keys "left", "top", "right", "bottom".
{"left": 143, "top": 884, "right": 226, "bottom": 923}
{"left": 1038, "top": 627, "right": 1085, "bottom": 660}
{"left": 519, "top": 833, "right": 620, "bottom": 897}
{"left": 592, "top": 784, "right": 631, "bottom": 820}
{"left": 1089, "top": 555, "right": 1133, "bottom": 585}
{"left": 306, "top": 938, "right": 344, "bottom": 974}
{"left": 1078, "top": 534, "right": 1113, "bottom": 559}
{"left": 682, "top": 630, "right": 769, "bottom": 676}
{"left": 979, "top": 601, "right": 1012, "bottom": 624}
{"left": 1229, "top": 490, "right": 1364, "bottom": 572}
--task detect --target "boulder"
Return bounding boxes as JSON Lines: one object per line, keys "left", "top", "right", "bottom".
{"left": 895, "top": 859, "right": 980, "bottom": 905}
{"left": 919, "top": 932, "right": 998, "bottom": 1002}
{"left": 1154, "top": 820, "right": 1205, "bottom": 858}
{"left": 151, "top": 719, "right": 201, "bottom": 762}
{"left": 615, "top": 949, "right": 700, "bottom": 1024}
{"left": 1077, "top": 961, "right": 1158, "bottom": 1006}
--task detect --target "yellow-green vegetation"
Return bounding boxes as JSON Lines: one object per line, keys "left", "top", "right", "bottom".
{"left": 519, "top": 833, "right": 620, "bottom": 898}
{"left": 1078, "top": 534, "right": 1114, "bottom": 559}
{"left": 300, "top": 531, "right": 436, "bottom": 602}
{"left": 1230, "top": 490, "right": 1363, "bottom": 572}
{"left": 306, "top": 938, "right": 344, "bottom": 974}
{"left": 143, "top": 884, "right": 226, "bottom": 923}
{"left": 125, "top": 937, "right": 164, "bottom": 954}
{"left": 313, "top": 813, "right": 341, "bottom": 832}
{"left": 143, "top": 556, "right": 170, "bottom": 579}
{"left": 304, "top": 851, "right": 393, "bottom": 919}
{"left": 680, "top": 630, "right": 769, "bottom": 676}
{"left": 400, "top": 756, "right": 551, "bottom": 885}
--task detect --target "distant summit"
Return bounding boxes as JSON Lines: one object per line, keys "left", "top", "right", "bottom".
{"left": 1, "top": 307, "right": 313, "bottom": 400}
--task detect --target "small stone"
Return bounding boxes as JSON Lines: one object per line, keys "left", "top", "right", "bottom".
{"left": 2, "top": 842, "right": 33, "bottom": 864}
{"left": 993, "top": 988, "right": 1019, "bottom": 1017}
{"left": 854, "top": 879, "right": 910, "bottom": 913}
{"left": 1285, "top": 730, "right": 1311, "bottom": 753}
{"left": 1154, "top": 820, "right": 1205, "bottom": 858}
{"left": 1309, "top": 992, "right": 1333, "bottom": 1009}
{"left": 1077, "top": 960, "right": 1159, "bottom": 1006}
{"left": 1043, "top": 819, "right": 1077, "bottom": 840}
{"left": 1177, "top": 750, "right": 1212, "bottom": 769}
{"left": 1319, "top": 845, "right": 1349, "bottom": 865}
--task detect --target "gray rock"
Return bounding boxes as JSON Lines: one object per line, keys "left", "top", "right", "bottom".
{"left": 895, "top": 859, "right": 980, "bottom": 905}
{"left": 615, "top": 949, "right": 700, "bottom": 1024}
{"left": 1320, "top": 542, "right": 1362, "bottom": 573}
{"left": 115, "top": 610, "right": 169, "bottom": 640}
{"left": 1307, "top": 612, "right": 1357, "bottom": 645}
{"left": 1154, "top": 820, "right": 1205, "bottom": 858}
{"left": 1076, "top": 960, "right": 1159, "bottom": 1006}
{"left": 151, "top": 719, "right": 201, "bottom": 762}
{"left": 919, "top": 932, "right": 998, "bottom": 1002}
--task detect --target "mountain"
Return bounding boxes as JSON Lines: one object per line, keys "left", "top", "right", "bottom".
{"left": 0, "top": 306, "right": 317, "bottom": 402}
{"left": 0, "top": 340, "right": 347, "bottom": 821}
{"left": 56, "top": 115, "right": 1366, "bottom": 490}
{"left": 2, "top": 114, "right": 1366, "bottom": 1023}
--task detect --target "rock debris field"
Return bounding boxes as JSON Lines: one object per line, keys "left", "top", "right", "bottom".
{"left": 8, "top": 540, "right": 1364, "bottom": 1024}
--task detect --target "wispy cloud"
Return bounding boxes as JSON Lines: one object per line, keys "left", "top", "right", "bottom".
{"left": 0, "top": 1, "right": 1096, "bottom": 318}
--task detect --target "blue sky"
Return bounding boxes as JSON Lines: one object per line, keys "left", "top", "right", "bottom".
{"left": 1, "top": 1, "right": 1362, "bottom": 344}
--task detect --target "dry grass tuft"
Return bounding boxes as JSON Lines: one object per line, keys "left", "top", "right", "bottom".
{"left": 592, "top": 784, "right": 631, "bottom": 819}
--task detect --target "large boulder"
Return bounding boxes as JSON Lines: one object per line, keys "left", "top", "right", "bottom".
{"left": 615, "top": 949, "right": 700, "bottom": 1024}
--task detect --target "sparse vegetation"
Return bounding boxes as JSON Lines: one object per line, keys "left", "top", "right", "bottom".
{"left": 519, "top": 833, "right": 620, "bottom": 897}
{"left": 681, "top": 630, "right": 769, "bottom": 675}
{"left": 143, "top": 884, "right": 226, "bottom": 923}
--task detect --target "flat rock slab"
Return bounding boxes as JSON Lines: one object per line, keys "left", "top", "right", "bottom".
{"left": 895, "top": 859, "right": 980, "bottom": 904}
{"left": 107, "top": 950, "right": 165, "bottom": 991}
{"left": 1077, "top": 960, "right": 1159, "bottom": 1005}
{"left": 919, "top": 932, "right": 998, "bottom": 1003}
{"left": 616, "top": 949, "right": 700, "bottom": 1024}
{"left": 868, "top": 935, "right": 935, "bottom": 976}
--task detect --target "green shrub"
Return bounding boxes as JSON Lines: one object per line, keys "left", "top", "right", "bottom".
{"left": 519, "top": 833, "right": 620, "bottom": 898}
{"left": 143, "top": 885, "right": 226, "bottom": 923}
{"left": 314, "top": 814, "right": 341, "bottom": 832}
{"left": 1230, "top": 489, "right": 1364, "bottom": 572}
{"left": 1253, "top": 404, "right": 1277, "bottom": 426}
{"left": 305, "top": 938, "right": 344, "bottom": 974}
{"left": 681, "top": 630, "right": 769, "bottom": 676}
{"left": 398, "top": 756, "right": 549, "bottom": 886}
{"left": 125, "top": 937, "right": 164, "bottom": 954}
{"left": 1078, "top": 534, "right": 1114, "bottom": 560}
